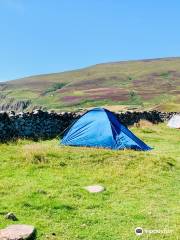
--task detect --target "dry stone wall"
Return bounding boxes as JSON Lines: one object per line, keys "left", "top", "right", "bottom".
{"left": 0, "top": 109, "right": 178, "bottom": 142}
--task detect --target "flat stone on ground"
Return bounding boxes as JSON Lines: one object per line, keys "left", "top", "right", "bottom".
{"left": 84, "top": 185, "right": 105, "bottom": 193}
{"left": 0, "top": 224, "right": 36, "bottom": 240}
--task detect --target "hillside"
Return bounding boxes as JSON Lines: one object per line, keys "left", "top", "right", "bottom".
{"left": 0, "top": 57, "right": 180, "bottom": 112}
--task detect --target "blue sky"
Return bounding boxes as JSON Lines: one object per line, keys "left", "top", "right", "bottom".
{"left": 0, "top": 0, "right": 180, "bottom": 81}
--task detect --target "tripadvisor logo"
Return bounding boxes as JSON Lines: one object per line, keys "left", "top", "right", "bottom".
{"left": 135, "top": 227, "right": 173, "bottom": 236}
{"left": 135, "top": 227, "right": 143, "bottom": 236}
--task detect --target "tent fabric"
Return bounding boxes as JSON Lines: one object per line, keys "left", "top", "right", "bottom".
{"left": 167, "top": 115, "right": 180, "bottom": 128}
{"left": 61, "top": 108, "right": 152, "bottom": 151}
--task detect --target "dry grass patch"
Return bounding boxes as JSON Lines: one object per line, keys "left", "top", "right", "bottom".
{"left": 134, "top": 119, "right": 153, "bottom": 128}
{"left": 23, "top": 143, "right": 50, "bottom": 163}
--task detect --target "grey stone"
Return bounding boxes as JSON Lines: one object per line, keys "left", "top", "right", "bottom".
{"left": 84, "top": 185, "right": 105, "bottom": 193}
{"left": 0, "top": 224, "right": 36, "bottom": 240}
{"left": 5, "top": 213, "right": 18, "bottom": 221}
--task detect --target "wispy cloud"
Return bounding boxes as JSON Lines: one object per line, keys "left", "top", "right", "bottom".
{"left": 0, "top": 0, "right": 25, "bottom": 14}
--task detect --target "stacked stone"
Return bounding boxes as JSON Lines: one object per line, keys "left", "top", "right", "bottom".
{"left": 0, "top": 110, "right": 179, "bottom": 142}
{"left": 158, "top": 111, "right": 177, "bottom": 121}
{"left": 0, "top": 111, "right": 16, "bottom": 141}
{"left": 115, "top": 111, "right": 163, "bottom": 126}
{"left": 115, "top": 111, "right": 179, "bottom": 126}
{"left": 0, "top": 109, "right": 78, "bottom": 141}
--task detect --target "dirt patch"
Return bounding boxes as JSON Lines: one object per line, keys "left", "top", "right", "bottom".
{"left": 61, "top": 96, "right": 84, "bottom": 103}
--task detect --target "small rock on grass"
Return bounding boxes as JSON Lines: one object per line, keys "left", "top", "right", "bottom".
{"left": 84, "top": 185, "right": 105, "bottom": 193}
{"left": 5, "top": 212, "right": 18, "bottom": 221}
{"left": 0, "top": 224, "right": 36, "bottom": 240}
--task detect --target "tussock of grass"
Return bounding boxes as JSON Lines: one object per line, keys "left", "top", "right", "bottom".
{"left": 23, "top": 143, "right": 65, "bottom": 164}
{"left": 23, "top": 144, "right": 49, "bottom": 163}
{"left": 135, "top": 119, "right": 153, "bottom": 128}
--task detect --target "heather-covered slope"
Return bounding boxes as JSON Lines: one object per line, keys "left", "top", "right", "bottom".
{"left": 0, "top": 57, "right": 180, "bottom": 112}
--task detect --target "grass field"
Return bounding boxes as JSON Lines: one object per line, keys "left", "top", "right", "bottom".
{"left": 0, "top": 124, "right": 179, "bottom": 239}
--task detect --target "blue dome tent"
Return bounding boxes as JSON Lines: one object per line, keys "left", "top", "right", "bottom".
{"left": 61, "top": 108, "right": 152, "bottom": 151}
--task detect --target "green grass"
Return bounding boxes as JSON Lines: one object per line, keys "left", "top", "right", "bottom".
{"left": 0, "top": 124, "right": 179, "bottom": 239}
{"left": 6, "top": 89, "right": 39, "bottom": 99}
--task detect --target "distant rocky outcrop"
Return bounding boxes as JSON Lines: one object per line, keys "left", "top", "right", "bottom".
{"left": 0, "top": 94, "right": 32, "bottom": 112}
{"left": 0, "top": 99, "right": 31, "bottom": 112}
{"left": 0, "top": 109, "right": 178, "bottom": 142}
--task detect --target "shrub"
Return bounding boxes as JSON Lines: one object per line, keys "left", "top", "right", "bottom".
{"left": 128, "top": 91, "right": 143, "bottom": 105}
{"left": 44, "top": 82, "right": 66, "bottom": 94}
